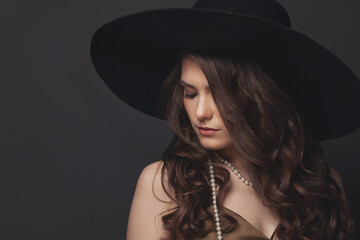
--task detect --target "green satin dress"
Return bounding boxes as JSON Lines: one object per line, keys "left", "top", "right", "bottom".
{"left": 193, "top": 207, "right": 275, "bottom": 240}
{"left": 194, "top": 162, "right": 331, "bottom": 240}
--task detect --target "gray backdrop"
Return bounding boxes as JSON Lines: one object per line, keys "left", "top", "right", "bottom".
{"left": 1, "top": 0, "right": 359, "bottom": 239}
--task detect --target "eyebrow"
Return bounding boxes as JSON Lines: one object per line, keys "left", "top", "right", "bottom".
{"left": 180, "top": 79, "right": 210, "bottom": 90}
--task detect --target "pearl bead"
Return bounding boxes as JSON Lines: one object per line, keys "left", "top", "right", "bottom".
{"left": 209, "top": 152, "right": 254, "bottom": 240}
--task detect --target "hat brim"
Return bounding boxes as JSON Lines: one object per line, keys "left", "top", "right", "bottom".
{"left": 90, "top": 8, "right": 360, "bottom": 141}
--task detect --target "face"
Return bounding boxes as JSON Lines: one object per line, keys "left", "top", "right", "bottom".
{"left": 180, "top": 56, "right": 234, "bottom": 151}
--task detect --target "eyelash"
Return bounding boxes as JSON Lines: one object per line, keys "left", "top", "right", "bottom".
{"left": 181, "top": 85, "right": 197, "bottom": 98}
{"left": 184, "top": 92, "right": 197, "bottom": 98}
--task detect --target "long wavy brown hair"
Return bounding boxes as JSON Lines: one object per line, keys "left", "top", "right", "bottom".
{"left": 155, "top": 51, "right": 354, "bottom": 240}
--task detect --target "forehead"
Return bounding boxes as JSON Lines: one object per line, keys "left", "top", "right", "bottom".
{"left": 180, "top": 56, "right": 209, "bottom": 87}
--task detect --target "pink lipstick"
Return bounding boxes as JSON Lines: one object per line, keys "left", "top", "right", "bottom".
{"left": 198, "top": 127, "right": 219, "bottom": 136}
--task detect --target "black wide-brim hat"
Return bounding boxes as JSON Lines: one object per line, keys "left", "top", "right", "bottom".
{"left": 90, "top": 0, "right": 360, "bottom": 141}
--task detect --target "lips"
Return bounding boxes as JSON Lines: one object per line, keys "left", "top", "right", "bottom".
{"left": 198, "top": 127, "right": 219, "bottom": 131}
{"left": 198, "top": 127, "right": 220, "bottom": 136}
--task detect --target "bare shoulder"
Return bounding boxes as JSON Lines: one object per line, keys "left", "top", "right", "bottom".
{"left": 126, "top": 160, "right": 175, "bottom": 240}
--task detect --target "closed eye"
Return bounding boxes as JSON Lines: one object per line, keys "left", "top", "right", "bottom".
{"left": 180, "top": 84, "right": 197, "bottom": 99}
{"left": 184, "top": 92, "right": 197, "bottom": 98}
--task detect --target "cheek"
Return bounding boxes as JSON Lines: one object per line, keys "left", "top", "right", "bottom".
{"left": 183, "top": 101, "right": 199, "bottom": 131}
{"left": 183, "top": 100, "right": 193, "bottom": 119}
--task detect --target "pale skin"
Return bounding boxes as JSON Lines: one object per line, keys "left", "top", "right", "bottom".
{"left": 126, "top": 56, "right": 349, "bottom": 240}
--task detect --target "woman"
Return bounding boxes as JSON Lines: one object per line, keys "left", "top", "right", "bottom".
{"left": 127, "top": 52, "right": 353, "bottom": 240}
{"left": 90, "top": 0, "right": 360, "bottom": 239}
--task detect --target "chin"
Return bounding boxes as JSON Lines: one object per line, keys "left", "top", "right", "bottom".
{"left": 199, "top": 140, "right": 226, "bottom": 151}
{"left": 198, "top": 138, "right": 234, "bottom": 152}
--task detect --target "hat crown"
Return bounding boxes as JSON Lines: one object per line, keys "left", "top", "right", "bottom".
{"left": 193, "top": 0, "right": 291, "bottom": 28}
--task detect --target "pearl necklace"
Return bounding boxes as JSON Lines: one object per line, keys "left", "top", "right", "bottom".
{"left": 208, "top": 152, "right": 253, "bottom": 240}
{"left": 213, "top": 152, "right": 253, "bottom": 187}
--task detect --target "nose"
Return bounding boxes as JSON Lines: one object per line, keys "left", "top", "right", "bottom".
{"left": 195, "top": 94, "right": 213, "bottom": 121}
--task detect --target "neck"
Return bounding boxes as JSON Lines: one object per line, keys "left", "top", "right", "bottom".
{"left": 217, "top": 144, "right": 250, "bottom": 178}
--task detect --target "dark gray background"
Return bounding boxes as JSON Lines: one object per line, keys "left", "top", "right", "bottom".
{"left": 1, "top": 0, "right": 359, "bottom": 239}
